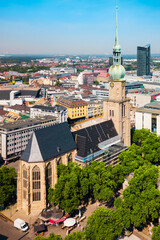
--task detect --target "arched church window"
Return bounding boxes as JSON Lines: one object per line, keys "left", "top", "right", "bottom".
{"left": 32, "top": 166, "right": 41, "bottom": 201}
{"left": 57, "top": 157, "right": 62, "bottom": 165}
{"left": 68, "top": 153, "right": 72, "bottom": 162}
{"left": 23, "top": 165, "right": 27, "bottom": 199}
{"left": 46, "top": 162, "right": 52, "bottom": 188}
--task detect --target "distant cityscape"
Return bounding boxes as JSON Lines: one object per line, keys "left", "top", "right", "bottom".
{"left": 1, "top": 3, "right": 160, "bottom": 240}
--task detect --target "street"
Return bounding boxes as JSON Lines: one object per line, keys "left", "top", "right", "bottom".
{"left": 0, "top": 218, "right": 30, "bottom": 240}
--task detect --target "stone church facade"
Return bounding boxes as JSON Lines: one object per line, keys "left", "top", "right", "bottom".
{"left": 17, "top": 123, "right": 76, "bottom": 215}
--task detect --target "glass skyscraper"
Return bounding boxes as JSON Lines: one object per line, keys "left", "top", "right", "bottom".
{"left": 137, "top": 44, "right": 150, "bottom": 76}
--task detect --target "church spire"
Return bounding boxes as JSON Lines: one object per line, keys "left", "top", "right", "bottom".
{"left": 109, "top": 4, "right": 125, "bottom": 80}
{"left": 115, "top": 6, "right": 118, "bottom": 46}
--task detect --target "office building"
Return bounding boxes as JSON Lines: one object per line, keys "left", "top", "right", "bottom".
{"left": 137, "top": 44, "right": 150, "bottom": 76}
{"left": 0, "top": 116, "right": 58, "bottom": 161}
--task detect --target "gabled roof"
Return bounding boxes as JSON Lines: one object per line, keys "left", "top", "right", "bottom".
{"left": 21, "top": 122, "right": 76, "bottom": 163}
{"left": 72, "top": 120, "right": 118, "bottom": 158}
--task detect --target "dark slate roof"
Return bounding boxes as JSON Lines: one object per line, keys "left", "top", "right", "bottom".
{"left": 0, "top": 90, "right": 11, "bottom": 100}
{"left": 21, "top": 122, "right": 76, "bottom": 163}
{"left": 32, "top": 104, "right": 67, "bottom": 112}
{"left": 0, "top": 89, "right": 40, "bottom": 100}
{"left": 72, "top": 120, "right": 118, "bottom": 158}
{"left": 20, "top": 89, "right": 40, "bottom": 98}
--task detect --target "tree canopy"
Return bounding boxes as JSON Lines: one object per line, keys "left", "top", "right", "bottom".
{"left": 48, "top": 162, "right": 119, "bottom": 213}
{"left": 115, "top": 164, "right": 160, "bottom": 228}
{"left": 152, "top": 224, "right": 160, "bottom": 240}
{"left": 85, "top": 207, "right": 123, "bottom": 240}
{"left": 0, "top": 166, "right": 17, "bottom": 205}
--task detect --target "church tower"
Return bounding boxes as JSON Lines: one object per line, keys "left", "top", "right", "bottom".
{"left": 103, "top": 6, "right": 130, "bottom": 146}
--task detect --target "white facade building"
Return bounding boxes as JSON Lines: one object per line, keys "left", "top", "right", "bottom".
{"left": 30, "top": 105, "right": 67, "bottom": 123}
{"left": 135, "top": 101, "right": 160, "bottom": 135}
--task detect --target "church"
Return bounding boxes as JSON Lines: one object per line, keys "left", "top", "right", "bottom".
{"left": 17, "top": 7, "right": 130, "bottom": 215}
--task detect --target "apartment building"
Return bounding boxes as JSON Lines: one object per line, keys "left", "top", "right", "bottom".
{"left": 88, "top": 101, "right": 103, "bottom": 118}
{"left": 30, "top": 105, "right": 67, "bottom": 123}
{"left": 56, "top": 97, "right": 88, "bottom": 123}
{"left": 0, "top": 116, "right": 57, "bottom": 161}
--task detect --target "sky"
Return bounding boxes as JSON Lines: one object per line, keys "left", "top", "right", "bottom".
{"left": 0, "top": 0, "right": 160, "bottom": 55}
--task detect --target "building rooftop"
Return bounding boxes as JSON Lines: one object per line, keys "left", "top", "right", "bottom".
{"left": 0, "top": 88, "right": 41, "bottom": 100}
{"left": 21, "top": 122, "right": 76, "bottom": 163}
{"left": 72, "top": 119, "right": 118, "bottom": 158}
{"left": 32, "top": 104, "right": 67, "bottom": 112}
{"left": 57, "top": 97, "right": 88, "bottom": 108}
{"left": 6, "top": 104, "right": 30, "bottom": 113}
{"left": 0, "top": 115, "right": 57, "bottom": 132}
{"left": 136, "top": 101, "right": 160, "bottom": 114}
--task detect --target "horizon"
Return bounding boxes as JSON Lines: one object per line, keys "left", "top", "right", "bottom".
{"left": 1, "top": 0, "right": 160, "bottom": 55}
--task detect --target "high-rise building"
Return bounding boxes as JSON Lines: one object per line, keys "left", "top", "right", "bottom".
{"left": 137, "top": 44, "right": 150, "bottom": 76}
{"left": 103, "top": 6, "right": 131, "bottom": 147}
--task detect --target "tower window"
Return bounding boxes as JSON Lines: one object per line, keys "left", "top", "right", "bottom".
{"left": 112, "top": 110, "right": 114, "bottom": 117}
{"left": 110, "top": 110, "right": 112, "bottom": 117}
{"left": 122, "top": 104, "right": 126, "bottom": 117}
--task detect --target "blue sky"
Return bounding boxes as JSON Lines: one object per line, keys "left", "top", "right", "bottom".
{"left": 0, "top": 0, "right": 160, "bottom": 55}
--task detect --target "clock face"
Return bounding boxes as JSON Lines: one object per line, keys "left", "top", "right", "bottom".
{"left": 122, "top": 82, "right": 125, "bottom": 87}
{"left": 110, "top": 82, "right": 114, "bottom": 88}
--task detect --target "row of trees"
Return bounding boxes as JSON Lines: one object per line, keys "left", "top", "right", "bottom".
{"left": 48, "top": 160, "right": 125, "bottom": 213}
{"left": 0, "top": 65, "right": 50, "bottom": 73}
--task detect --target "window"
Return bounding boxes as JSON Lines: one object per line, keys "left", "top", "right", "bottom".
{"left": 68, "top": 153, "right": 72, "bottom": 163}
{"left": 112, "top": 110, "right": 114, "bottom": 117}
{"left": 23, "top": 165, "right": 27, "bottom": 199}
{"left": 57, "top": 157, "right": 62, "bottom": 165}
{"left": 152, "top": 118, "right": 157, "bottom": 133}
{"left": 109, "top": 110, "right": 111, "bottom": 117}
{"left": 32, "top": 166, "right": 41, "bottom": 201}
{"left": 122, "top": 104, "right": 125, "bottom": 117}
{"left": 46, "top": 163, "right": 52, "bottom": 188}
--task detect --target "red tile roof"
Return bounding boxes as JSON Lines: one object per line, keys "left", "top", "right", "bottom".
{"left": 57, "top": 97, "right": 88, "bottom": 108}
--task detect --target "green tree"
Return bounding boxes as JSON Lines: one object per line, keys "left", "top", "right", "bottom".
{"left": 152, "top": 224, "right": 160, "bottom": 240}
{"left": 65, "top": 231, "right": 85, "bottom": 240}
{"left": 132, "top": 128, "right": 151, "bottom": 146}
{"left": 0, "top": 166, "right": 17, "bottom": 205}
{"left": 87, "top": 162, "right": 116, "bottom": 202}
{"left": 49, "top": 163, "right": 89, "bottom": 213}
{"left": 33, "top": 233, "right": 62, "bottom": 240}
{"left": 122, "top": 164, "right": 160, "bottom": 227}
{"left": 118, "top": 143, "right": 144, "bottom": 176}
{"left": 85, "top": 207, "right": 123, "bottom": 240}
{"left": 94, "top": 80, "right": 99, "bottom": 85}
{"left": 141, "top": 134, "right": 160, "bottom": 164}
{"left": 55, "top": 80, "right": 61, "bottom": 86}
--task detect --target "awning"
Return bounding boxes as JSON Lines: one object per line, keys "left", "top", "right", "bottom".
{"left": 56, "top": 218, "right": 66, "bottom": 223}
{"left": 49, "top": 219, "right": 55, "bottom": 224}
